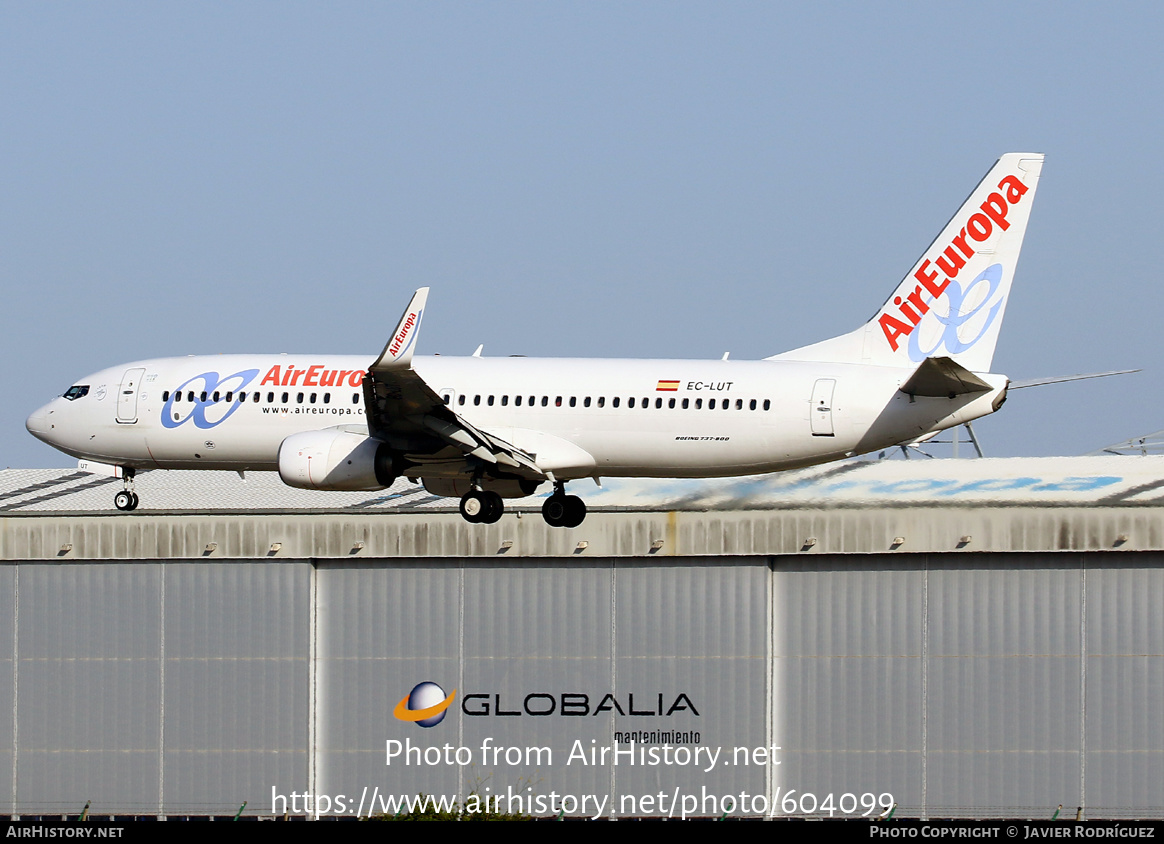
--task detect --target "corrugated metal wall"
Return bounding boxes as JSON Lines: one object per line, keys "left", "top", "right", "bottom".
{"left": 6, "top": 561, "right": 310, "bottom": 816}
{"left": 774, "top": 553, "right": 1164, "bottom": 818}
{"left": 0, "top": 552, "right": 1160, "bottom": 818}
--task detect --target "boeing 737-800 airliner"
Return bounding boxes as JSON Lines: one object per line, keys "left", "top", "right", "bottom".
{"left": 27, "top": 153, "right": 1044, "bottom": 527}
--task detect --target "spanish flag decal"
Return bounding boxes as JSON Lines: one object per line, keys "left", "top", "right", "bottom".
{"left": 656, "top": 380, "right": 680, "bottom": 391}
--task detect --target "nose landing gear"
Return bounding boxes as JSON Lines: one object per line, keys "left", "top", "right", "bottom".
{"left": 114, "top": 469, "right": 139, "bottom": 511}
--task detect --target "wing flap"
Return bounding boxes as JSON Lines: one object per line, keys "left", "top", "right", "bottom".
{"left": 418, "top": 414, "right": 544, "bottom": 475}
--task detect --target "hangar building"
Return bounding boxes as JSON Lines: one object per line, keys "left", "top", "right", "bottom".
{"left": 0, "top": 456, "right": 1161, "bottom": 819}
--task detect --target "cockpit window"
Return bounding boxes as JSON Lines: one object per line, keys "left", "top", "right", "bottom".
{"left": 63, "top": 385, "right": 89, "bottom": 401}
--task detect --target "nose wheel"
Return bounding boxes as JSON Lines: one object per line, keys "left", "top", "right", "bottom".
{"left": 114, "top": 470, "right": 139, "bottom": 511}
{"left": 459, "top": 489, "right": 503, "bottom": 524}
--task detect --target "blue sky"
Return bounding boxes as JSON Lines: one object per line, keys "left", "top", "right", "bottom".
{"left": 3, "top": 2, "right": 1162, "bottom": 467}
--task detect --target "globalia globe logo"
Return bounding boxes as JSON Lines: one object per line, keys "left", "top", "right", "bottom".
{"left": 394, "top": 681, "right": 456, "bottom": 728}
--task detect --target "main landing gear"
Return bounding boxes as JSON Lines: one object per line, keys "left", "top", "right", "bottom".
{"left": 459, "top": 489, "right": 504, "bottom": 524}
{"left": 114, "top": 469, "right": 139, "bottom": 511}
{"left": 542, "top": 482, "right": 586, "bottom": 528}
{"left": 456, "top": 481, "right": 588, "bottom": 527}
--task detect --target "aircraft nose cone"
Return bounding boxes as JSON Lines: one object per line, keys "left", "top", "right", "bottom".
{"left": 25, "top": 404, "right": 52, "bottom": 443}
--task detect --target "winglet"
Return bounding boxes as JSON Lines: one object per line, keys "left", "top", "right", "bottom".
{"left": 372, "top": 288, "right": 428, "bottom": 372}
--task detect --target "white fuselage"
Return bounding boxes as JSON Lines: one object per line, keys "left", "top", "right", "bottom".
{"left": 22, "top": 154, "right": 1040, "bottom": 524}
{"left": 27, "top": 353, "right": 1007, "bottom": 481}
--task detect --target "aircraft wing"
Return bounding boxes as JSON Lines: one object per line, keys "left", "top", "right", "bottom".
{"left": 362, "top": 289, "right": 546, "bottom": 479}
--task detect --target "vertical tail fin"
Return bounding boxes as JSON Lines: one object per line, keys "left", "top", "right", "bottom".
{"left": 770, "top": 153, "right": 1044, "bottom": 372}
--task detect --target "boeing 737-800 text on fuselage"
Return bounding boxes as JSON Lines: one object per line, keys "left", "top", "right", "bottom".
{"left": 26, "top": 154, "right": 1044, "bottom": 527}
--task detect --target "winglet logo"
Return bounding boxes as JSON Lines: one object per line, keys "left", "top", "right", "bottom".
{"left": 394, "top": 681, "right": 456, "bottom": 728}
{"left": 388, "top": 310, "right": 422, "bottom": 360}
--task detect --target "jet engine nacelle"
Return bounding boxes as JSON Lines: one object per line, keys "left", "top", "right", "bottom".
{"left": 278, "top": 430, "right": 396, "bottom": 491}
{"left": 422, "top": 477, "right": 543, "bottom": 499}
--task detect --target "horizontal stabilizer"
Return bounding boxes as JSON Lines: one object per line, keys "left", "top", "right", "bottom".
{"left": 899, "top": 356, "right": 993, "bottom": 398}
{"left": 1009, "top": 369, "right": 1139, "bottom": 390}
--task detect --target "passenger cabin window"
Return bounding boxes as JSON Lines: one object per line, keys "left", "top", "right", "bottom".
{"left": 569, "top": 397, "right": 577, "bottom": 408}
{"left": 474, "top": 395, "right": 481, "bottom": 406}
{"left": 583, "top": 397, "right": 591, "bottom": 408}
{"left": 459, "top": 395, "right": 466, "bottom": 406}
{"left": 763, "top": 399, "right": 771, "bottom": 410}
{"left": 323, "top": 393, "right": 330, "bottom": 404}
{"left": 63, "top": 386, "right": 90, "bottom": 401}
{"left": 352, "top": 392, "right": 360, "bottom": 404}
{"left": 282, "top": 392, "right": 289, "bottom": 403}
{"left": 163, "top": 391, "right": 171, "bottom": 402}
